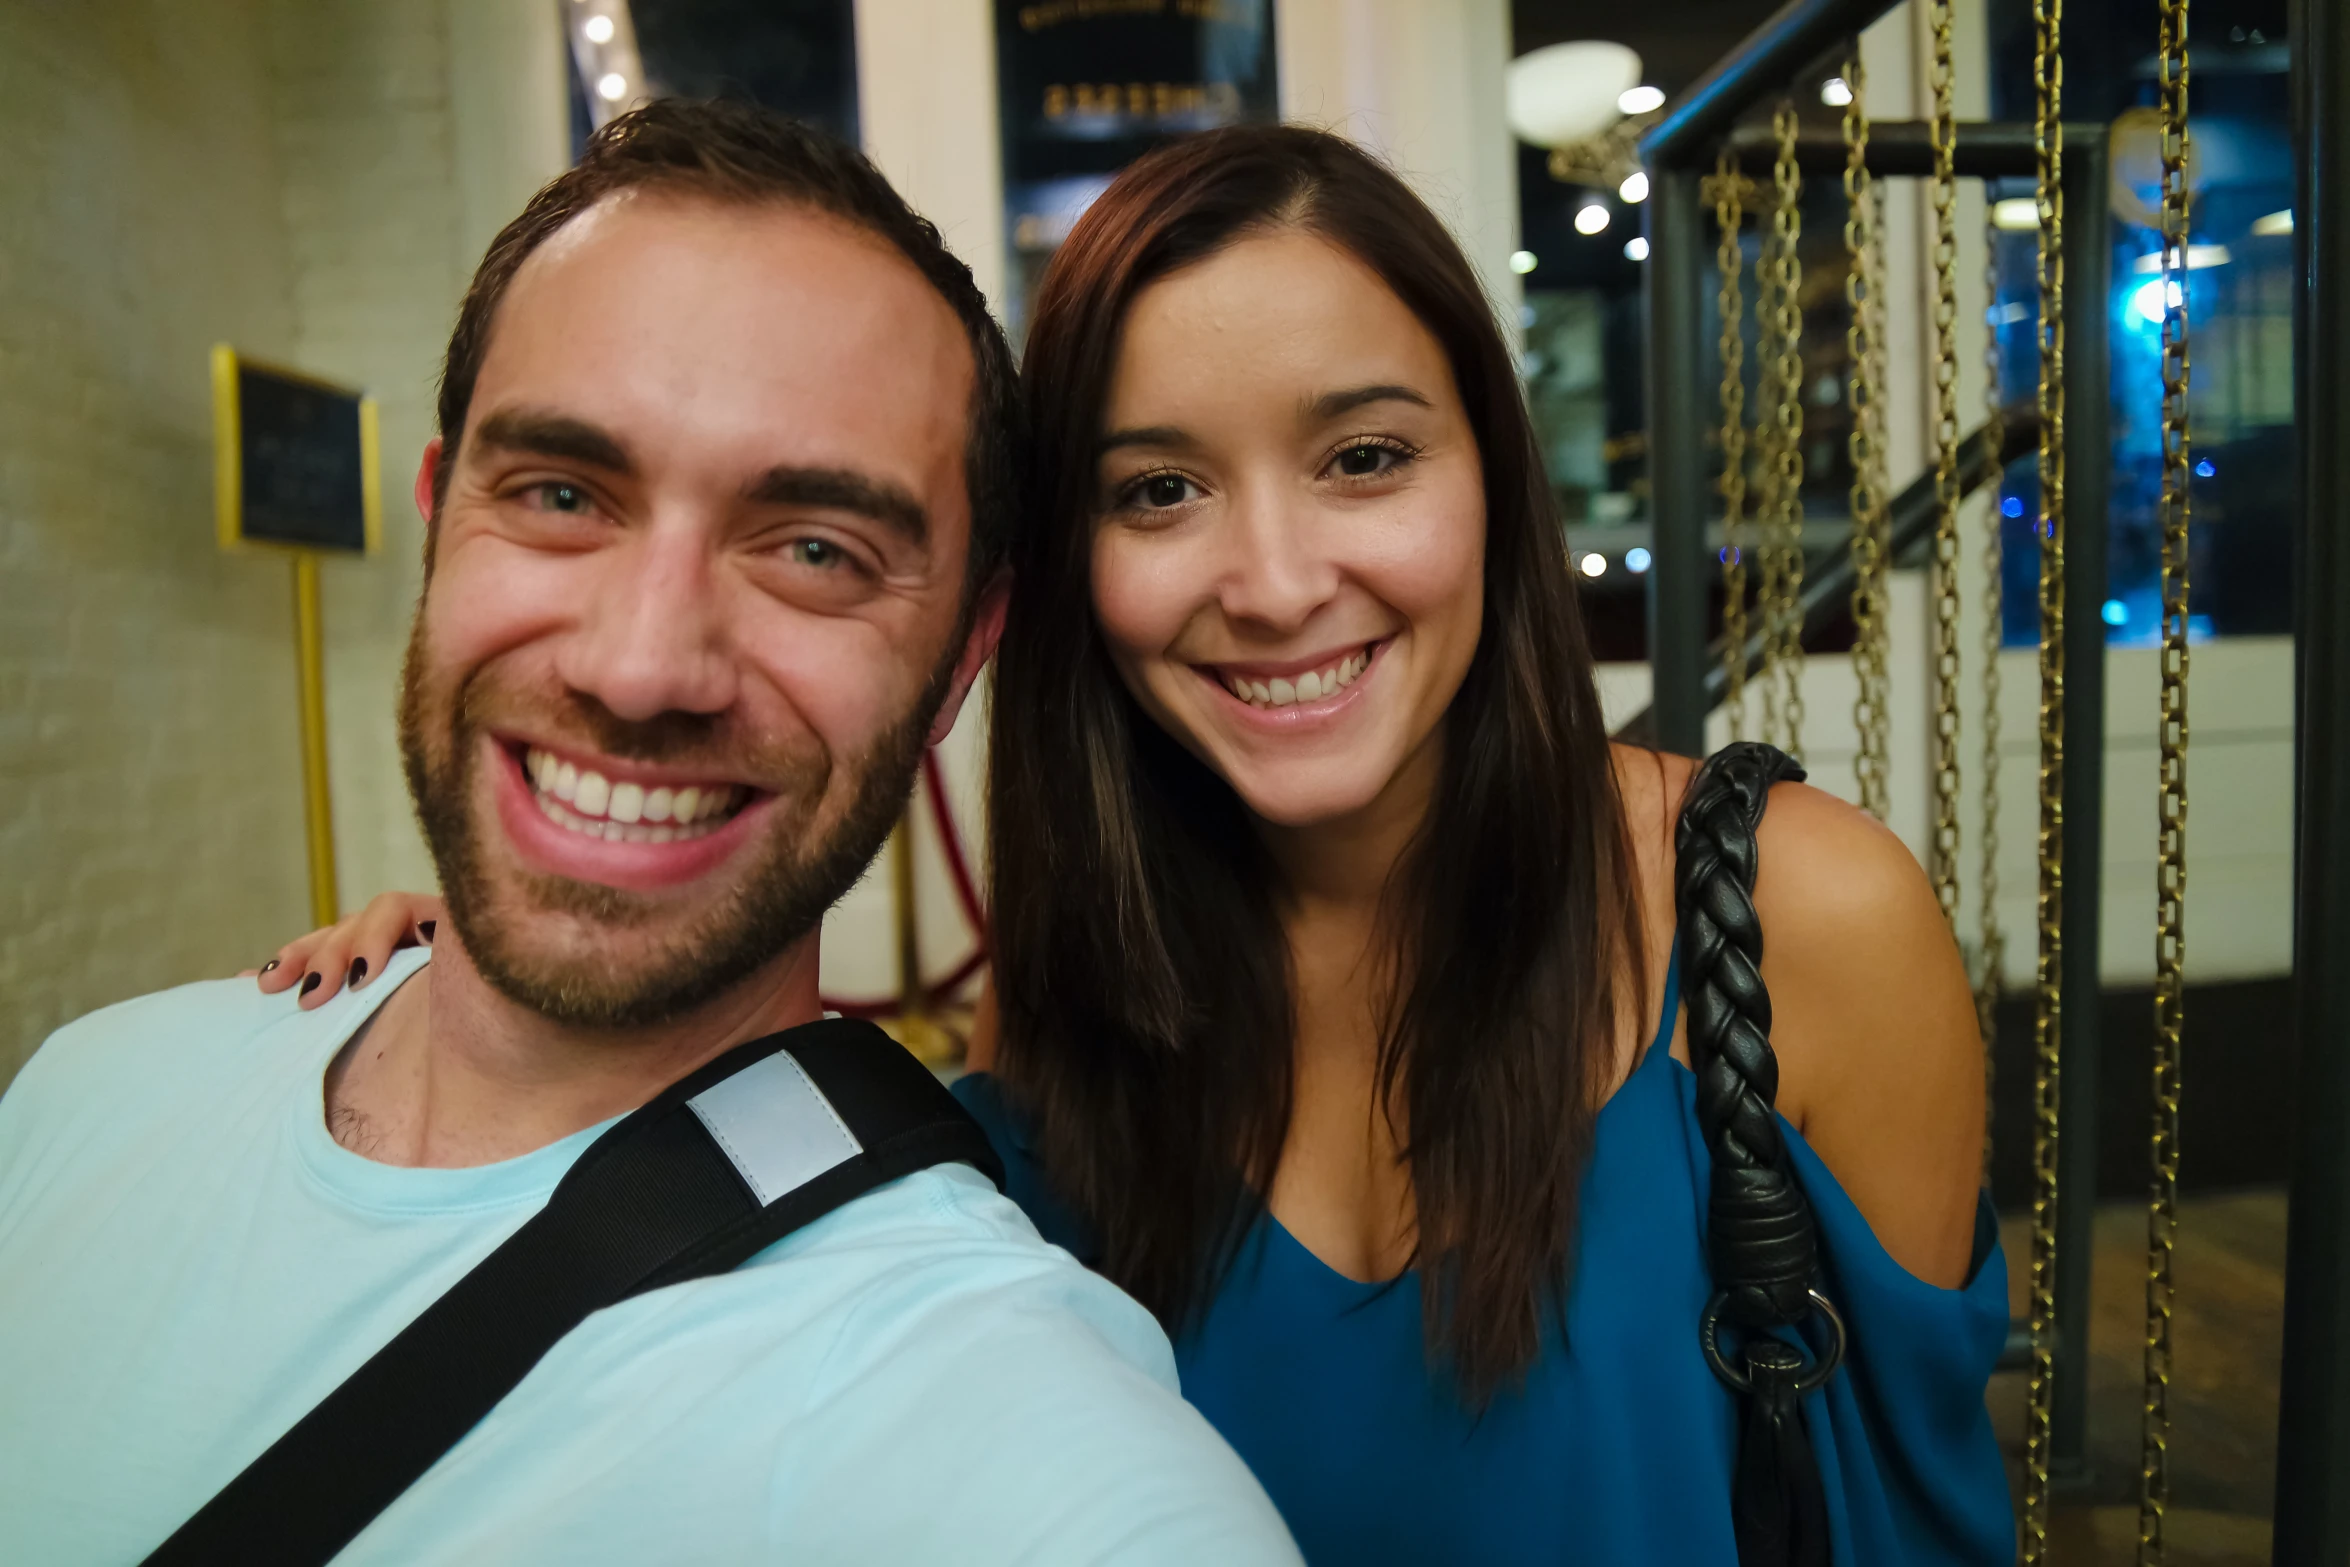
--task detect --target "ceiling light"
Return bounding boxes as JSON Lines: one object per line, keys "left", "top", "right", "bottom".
{"left": 1624, "top": 236, "right": 1650, "bottom": 261}
{"left": 2253, "top": 209, "right": 2293, "bottom": 236}
{"left": 597, "top": 72, "right": 629, "bottom": 101}
{"left": 1510, "top": 249, "right": 1539, "bottom": 275}
{"left": 1992, "top": 197, "right": 2040, "bottom": 230}
{"left": 2130, "top": 244, "right": 2232, "bottom": 272}
{"left": 582, "top": 13, "right": 615, "bottom": 42}
{"left": 2132, "top": 278, "right": 2185, "bottom": 325}
{"left": 1575, "top": 202, "right": 1611, "bottom": 236}
{"left": 1618, "top": 170, "right": 1649, "bottom": 203}
{"left": 1579, "top": 552, "right": 1608, "bottom": 578}
{"left": 1506, "top": 41, "right": 1644, "bottom": 148}
{"left": 1618, "top": 85, "right": 1666, "bottom": 116}
{"left": 1625, "top": 546, "right": 1652, "bottom": 573}
{"left": 1820, "top": 76, "right": 1854, "bottom": 107}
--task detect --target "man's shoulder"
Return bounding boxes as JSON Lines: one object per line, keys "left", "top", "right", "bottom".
{"left": 479, "top": 1163, "right": 1297, "bottom": 1565}
{"left": 721, "top": 1161, "right": 1175, "bottom": 1383}
{"left": 1, "top": 967, "right": 374, "bottom": 1160}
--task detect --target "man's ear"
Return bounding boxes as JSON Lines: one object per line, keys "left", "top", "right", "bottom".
{"left": 413, "top": 438, "right": 443, "bottom": 523}
{"left": 413, "top": 438, "right": 446, "bottom": 559}
{"left": 926, "top": 572, "right": 1011, "bottom": 748}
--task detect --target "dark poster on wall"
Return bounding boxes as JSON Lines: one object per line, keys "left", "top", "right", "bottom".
{"left": 996, "top": 0, "right": 1277, "bottom": 335}
{"left": 214, "top": 354, "right": 376, "bottom": 555}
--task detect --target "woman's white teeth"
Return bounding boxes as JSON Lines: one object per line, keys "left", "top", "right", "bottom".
{"left": 1224, "top": 649, "right": 1370, "bottom": 709}
{"left": 523, "top": 748, "right": 740, "bottom": 841}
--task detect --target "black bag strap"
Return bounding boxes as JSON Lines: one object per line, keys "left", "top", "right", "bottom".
{"left": 1674, "top": 742, "right": 1844, "bottom": 1567}
{"left": 143, "top": 1016, "right": 1001, "bottom": 1567}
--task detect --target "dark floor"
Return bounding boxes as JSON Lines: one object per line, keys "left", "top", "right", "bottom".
{"left": 1987, "top": 1189, "right": 2285, "bottom": 1566}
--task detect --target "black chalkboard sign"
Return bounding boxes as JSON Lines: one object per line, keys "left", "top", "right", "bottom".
{"left": 211, "top": 346, "right": 380, "bottom": 554}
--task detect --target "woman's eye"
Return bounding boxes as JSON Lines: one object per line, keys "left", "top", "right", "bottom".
{"left": 1334, "top": 443, "right": 1400, "bottom": 478}
{"left": 1131, "top": 473, "right": 1196, "bottom": 510}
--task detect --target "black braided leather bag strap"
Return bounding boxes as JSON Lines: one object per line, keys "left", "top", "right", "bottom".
{"left": 1675, "top": 741, "right": 1843, "bottom": 1567}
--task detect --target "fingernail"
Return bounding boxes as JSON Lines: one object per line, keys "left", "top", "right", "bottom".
{"left": 261, "top": 959, "right": 280, "bottom": 974}
{"left": 418, "top": 921, "right": 436, "bottom": 943}
{"left": 348, "top": 958, "right": 368, "bottom": 987}
{"left": 299, "top": 972, "right": 321, "bottom": 998}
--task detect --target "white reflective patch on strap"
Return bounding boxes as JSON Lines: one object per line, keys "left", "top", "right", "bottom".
{"left": 687, "top": 1049, "right": 861, "bottom": 1205}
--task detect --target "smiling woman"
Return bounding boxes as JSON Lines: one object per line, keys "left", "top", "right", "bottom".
{"left": 970, "top": 124, "right": 2014, "bottom": 1566}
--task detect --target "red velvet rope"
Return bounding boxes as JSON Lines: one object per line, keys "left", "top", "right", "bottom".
{"left": 818, "top": 748, "right": 989, "bottom": 1017}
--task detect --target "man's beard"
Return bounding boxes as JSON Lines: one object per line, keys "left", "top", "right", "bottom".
{"left": 397, "top": 618, "right": 954, "bottom": 1032}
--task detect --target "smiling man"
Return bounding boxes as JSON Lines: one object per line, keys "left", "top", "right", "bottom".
{"left": 0, "top": 102, "right": 1295, "bottom": 1565}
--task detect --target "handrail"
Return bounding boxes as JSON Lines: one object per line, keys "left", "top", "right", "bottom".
{"left": 1638, "top": 0, "right": 1907, "bottom": 171}
{"left": 1611, "top": 404, "right": 2040, "bottom": 744}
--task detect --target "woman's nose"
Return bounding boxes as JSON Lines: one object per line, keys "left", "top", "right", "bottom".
{"left": 1213, "top": 487, "right": 1339, "bottom": 634}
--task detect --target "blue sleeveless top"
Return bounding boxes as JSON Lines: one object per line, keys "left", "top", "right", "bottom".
{"left": 952, "top": 956, "right": 2015, "bottom": 1566}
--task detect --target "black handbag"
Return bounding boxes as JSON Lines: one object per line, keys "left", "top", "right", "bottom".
{"left": 1675, "top": 742, "right": 1847, "bottom": 1567}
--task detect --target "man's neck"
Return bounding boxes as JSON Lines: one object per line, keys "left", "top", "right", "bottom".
{"left": 324, "top": 928, "right": 824, "bottom": 1168}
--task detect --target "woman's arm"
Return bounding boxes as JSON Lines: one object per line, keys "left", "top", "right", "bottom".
{"left": 1753, "top": 783, "right": 1986, "bottom": 1289}
{"left": 248, "top": 891, "right": 446, "bottom": 1009}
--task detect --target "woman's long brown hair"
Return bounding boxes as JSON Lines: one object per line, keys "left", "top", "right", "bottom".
{"left": 989, "top": 124, "right": 1643, "bottom": 1397}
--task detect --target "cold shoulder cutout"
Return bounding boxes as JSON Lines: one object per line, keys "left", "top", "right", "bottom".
{"left": 952, "top": 953, "right": 2014, "bottom": 1565}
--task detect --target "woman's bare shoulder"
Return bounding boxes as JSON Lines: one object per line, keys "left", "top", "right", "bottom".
{"left": 1746, "top": 777, "right": 1985, "bottom": 1286}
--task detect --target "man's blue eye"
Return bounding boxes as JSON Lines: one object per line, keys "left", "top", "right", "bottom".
{"left": 792, "top": 539, "right": 841, "bottom": 568}
{"left": 539, "top": 484, "right": 588, "bottom": 513}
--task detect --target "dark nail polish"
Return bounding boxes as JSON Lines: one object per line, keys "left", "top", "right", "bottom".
{"left": 348, "top": 958, "right": 369, "bottom": 986}
{"left": 418, "top": 921, "right": 436, "bottom": 943}
{"left": 261, "top": 959, "right": 280, "bottom": 974}
{"left": 299, "top": 972, "right": 321, "bottom": 998}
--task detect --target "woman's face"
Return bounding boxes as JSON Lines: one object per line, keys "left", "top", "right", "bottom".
{"left": 1088, "top": 229, "right": 1486, "bottom": 831}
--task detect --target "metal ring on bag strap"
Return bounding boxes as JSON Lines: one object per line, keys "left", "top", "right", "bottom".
{"left": 1699, "top": 1287, "right": 1850, "bottom": 1396}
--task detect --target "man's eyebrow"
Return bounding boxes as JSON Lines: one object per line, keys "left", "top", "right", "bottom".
{"left": 468, "top": 409, "right": 635, "bottom": 475}
{"left": 746, "top": 466, "right": 929, "bottom": 545}
{"left": 1304, "top": 383, "right": 1434, "bottom": 423}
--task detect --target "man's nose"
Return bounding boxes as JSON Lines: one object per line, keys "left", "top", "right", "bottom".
{"left": 1214, "top": 484, "right": 1338, "bottom": 635}
{"left": 557, "top": 522, "right": 738, "bottom": 721}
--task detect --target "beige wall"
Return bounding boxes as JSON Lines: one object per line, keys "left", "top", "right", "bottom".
{"left": 0, "top": 0, "right": 566, "bottom": 1086}
{"left": 1277, "top": 0, "right": 1521, "bottom": 335}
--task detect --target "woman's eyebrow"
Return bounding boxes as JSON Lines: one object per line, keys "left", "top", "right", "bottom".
{"left": 1096, "top": 424, "right": 1195, "bottom": 456}
{"left": 1303, "top": 383, "right": 1433, "bottom": 423}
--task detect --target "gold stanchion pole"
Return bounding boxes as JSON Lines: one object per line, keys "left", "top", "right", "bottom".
{"left": 292, "top": 553, "right": 338, "bottom": 928}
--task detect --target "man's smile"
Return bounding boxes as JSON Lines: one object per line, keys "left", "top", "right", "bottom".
{"left": 517, "top": 740, "right": 753, "bottom": 843}
{"left": 486, "top": 734, "right": 779, "bottom": 893}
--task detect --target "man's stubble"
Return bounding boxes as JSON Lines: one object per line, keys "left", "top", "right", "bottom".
{"left": 396, "top": 601, "right": 958, "bottom": 1032}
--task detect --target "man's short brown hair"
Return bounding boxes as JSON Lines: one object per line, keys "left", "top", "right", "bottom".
{"left": 433, "top": 99, "right": 1022, "bottom": 591}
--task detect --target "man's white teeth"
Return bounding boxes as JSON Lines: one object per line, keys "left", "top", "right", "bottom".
{"left": 523, "top": 748, "right": 740, "bottom": 840}
{"left": 1224, "top": 648, "right": 1371, "bottom": 709}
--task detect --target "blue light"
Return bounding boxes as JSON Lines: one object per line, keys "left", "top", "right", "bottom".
{"left": 2001, "top": 495, "right": 2025, "bottom": 519}
{"left": 1718, "top": 545, "right": 1742, "bottom": 564}
{"left": 2102, "top": 599, "right": 2128, "bottom": 626}
{"left": 2194, "top": 459, "right": 2216, "bottom": 478}
{"left": 1626, "top": 546, "right": 1653, "bottom": 573}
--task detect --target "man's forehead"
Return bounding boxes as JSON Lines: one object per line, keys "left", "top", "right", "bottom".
{"left": 468, "top": 188, "right": 974, "bottom": 493}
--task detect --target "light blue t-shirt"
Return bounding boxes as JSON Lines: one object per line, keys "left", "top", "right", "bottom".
{"left": 0, "top": 949, "right": 1299, "bottom": 1565}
